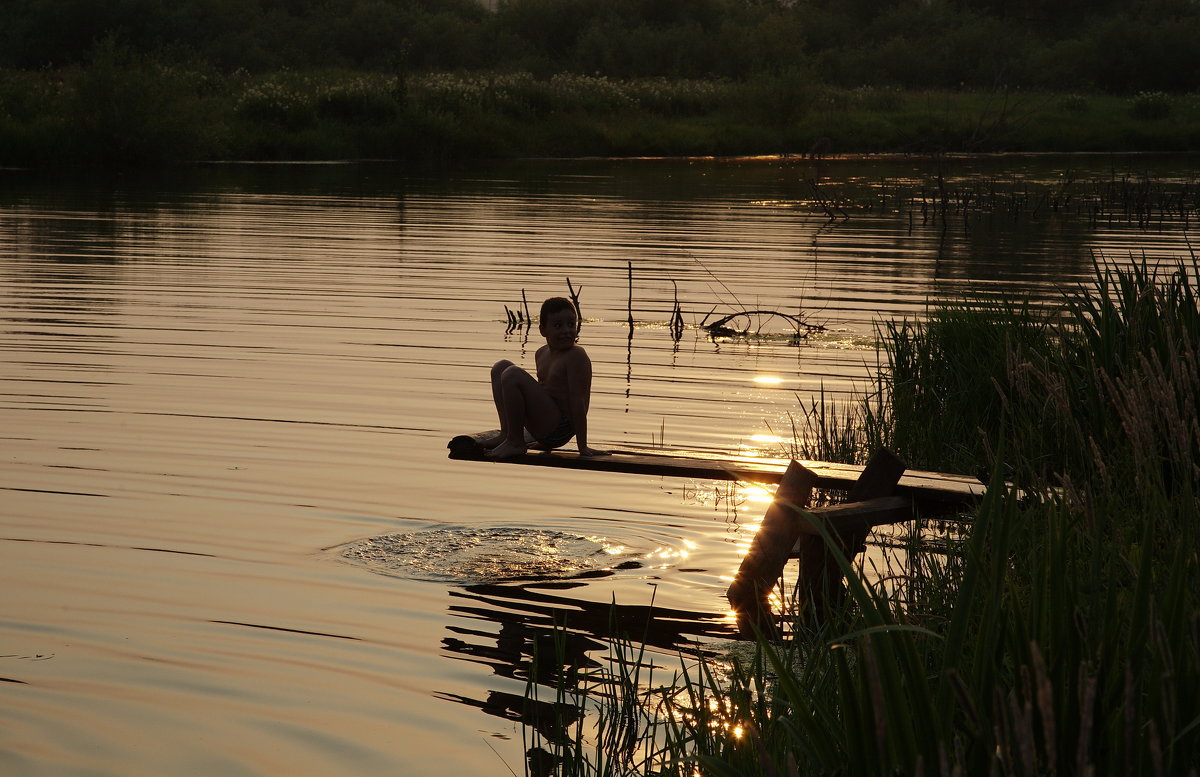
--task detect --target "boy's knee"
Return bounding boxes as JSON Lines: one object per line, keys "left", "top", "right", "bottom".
{"left": 498, "top": 364, "right": 525, "bottom": 384}
{"left": 491, "top": 359, "right": 515, "bottom": 378}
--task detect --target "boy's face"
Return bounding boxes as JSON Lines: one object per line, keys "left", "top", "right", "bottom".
{"left": 540, "top": 308, "right": 578, "bottom": 350}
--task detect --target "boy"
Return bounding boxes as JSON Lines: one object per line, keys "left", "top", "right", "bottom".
{"left": 482, "top": 296, "right": 606, "bottom": 459}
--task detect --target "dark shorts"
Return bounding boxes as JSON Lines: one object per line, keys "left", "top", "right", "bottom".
{"left": 534, "top": 416, "right": 575, "bottom": 450}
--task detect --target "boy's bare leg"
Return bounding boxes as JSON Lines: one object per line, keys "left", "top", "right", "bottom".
{"left": 486, "top": 363, "right": 561, "bottom": 459}
{"left": 478, "top": 360, "right": 515, "bottom": 449}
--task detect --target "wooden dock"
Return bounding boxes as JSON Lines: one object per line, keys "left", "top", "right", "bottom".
{"left": 449, "top": 432, "right": 987, "bottom": 631}
{"left": 448, "top": 431, "right": 984, "bottom": 515}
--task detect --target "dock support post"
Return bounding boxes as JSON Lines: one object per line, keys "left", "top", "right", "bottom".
{"left": 726, "top": 460, "right": 818, "bottom": 632}
{"left": 726, "top": 448, "right": 909, "bottom": 632}
{"left": 793, "top": 447, "right": 906, "bottom": 618}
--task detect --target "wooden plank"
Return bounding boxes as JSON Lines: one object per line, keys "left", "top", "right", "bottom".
{"left": 726, "top": 460, "right": 818, "bottom": 630}
{"left": 788, "top": 496, "right": 913, "bottom": 547}
{"left": 448, "top": 432, "right": 984, "bottom": 512}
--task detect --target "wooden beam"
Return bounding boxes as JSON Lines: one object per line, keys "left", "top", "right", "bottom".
{"left": 847, "top": 448, "right": 908, "bottom": 503}
{"left": 788, "top": 495, "right": 913, "bottom": 547}
{"left": 794, "top": 448, "right": 907, "bottom": 617}
{"left": 726, "top": 460, "right": 818, "bottom": 632}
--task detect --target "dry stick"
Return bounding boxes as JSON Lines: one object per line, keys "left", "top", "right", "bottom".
{"left": 566, "top": 277, "right": 582, "bottom": 331}
{"left": 670, "top": 279, "right": 684, "bottom": 341}
{"left": 626, "top": 261, "right": 634, "bottom": 334}
{"left": 704, "top": 309, "right": 824, "bottom": 337}
{"left": 626, "top": 261, "right": 635, "bottom": 403}
{"left": 520, "top": 289, "right": 531, "bottom": 324}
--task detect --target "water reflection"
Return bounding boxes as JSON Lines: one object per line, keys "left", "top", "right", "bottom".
{"left": 446, "top": 582, "right": 735, "bottom": 659}
{"left": 439, "top": 581, "right": 737, "bottom": 770}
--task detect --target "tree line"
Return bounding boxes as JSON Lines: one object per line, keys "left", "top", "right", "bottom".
{"left": 2, "top": 0, "right": 1197, "bottom": 93}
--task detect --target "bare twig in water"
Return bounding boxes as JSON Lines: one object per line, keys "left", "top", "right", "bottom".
{"left": 503, "top": 290, "right": 533, "bottom": 333}
{"left": 625, "top": 261, "right": 636, "bottom": 341}
{"left": 504, "top": 303, "right": 531, "bottom": 333}
{"left": 809, "top": 179, "right": 850, "bottom": 221}
{"left": 670, "top": 280, "right": 684, "bottom": 342}
{"left": 702, "top": 309, "right": 825, "bottom": 341}
{"left": 566, "top": 277, "right": 583, "bottom": 331}
{"left": 682, "top": 252, "right": 825, "bottom": 343}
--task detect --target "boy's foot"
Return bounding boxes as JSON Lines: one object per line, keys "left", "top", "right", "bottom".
{"left": 485, "top": 441, "right": 528, "bottom": 460}
{"left": 478, "top": 431, "right": 504, "bottom": 450}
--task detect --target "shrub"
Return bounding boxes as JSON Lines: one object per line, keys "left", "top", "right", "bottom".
{"left": 236, "top": 76, "right": 318, "bottom": 128}
{"left": 1060, "top": 93, "right": 1090, "bottom": 113}
{"left": 1130, "top": 90, "right": 1171, "bottom": 120}
{"left": 66, "top": 37, "right": 219, "bottom": 164}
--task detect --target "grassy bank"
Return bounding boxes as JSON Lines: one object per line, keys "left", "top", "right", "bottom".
{"left": 3, "top": 61, "right": 1200, "bottom": 166}
{"left": 525, "top": 257, "right": 1200, "bottom": 776}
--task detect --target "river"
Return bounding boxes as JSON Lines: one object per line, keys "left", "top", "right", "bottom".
{"left": 1, "top": 154, "right": 1196, "bottom": 776}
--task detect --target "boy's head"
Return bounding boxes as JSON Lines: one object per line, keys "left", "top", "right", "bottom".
{"left": 539, "top": 296, "right": 579, "bottom": 347}
{"left": 539, "top": 296, "right": 576, "bottom": 325}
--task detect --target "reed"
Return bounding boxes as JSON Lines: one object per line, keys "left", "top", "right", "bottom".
{"left": 880, "top": 294, "right": 1057, "bottom": 478}
{"left": 526, "top": 255, "right": 1200, "bottom": 776}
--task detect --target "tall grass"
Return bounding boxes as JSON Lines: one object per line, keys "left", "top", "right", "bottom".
{"left": 527, "top": 256, "right": 1200, "bottom": 776}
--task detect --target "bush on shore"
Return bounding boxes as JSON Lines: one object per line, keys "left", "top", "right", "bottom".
{"left": 3, "top": 65, "right": 1199, "bottom": 167}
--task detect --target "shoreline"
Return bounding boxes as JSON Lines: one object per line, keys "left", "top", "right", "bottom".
{"left": 3, "top": 67, "right": 1198, "bottom": 168}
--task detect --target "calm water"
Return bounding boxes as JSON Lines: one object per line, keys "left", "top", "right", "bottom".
{"left": 2, "top": 155, "right": 1196, "bottom": 776}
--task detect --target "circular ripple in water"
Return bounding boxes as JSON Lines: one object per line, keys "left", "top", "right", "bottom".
{"left": 341, "top": 527, "right": 628, "bottom": 583}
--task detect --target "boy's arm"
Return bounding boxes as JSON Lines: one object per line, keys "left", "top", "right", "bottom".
{"left": 567, "top": 348, "right": 606, "bottom": 457}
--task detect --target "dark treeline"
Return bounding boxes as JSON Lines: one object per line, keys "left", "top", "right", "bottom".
{"left": 3, "top": 0, "right": 1199, "bottom": 93}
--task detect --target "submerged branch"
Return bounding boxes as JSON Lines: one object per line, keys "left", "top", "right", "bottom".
{"left": 702, "top": 309, "right": 825, "bottom": 339}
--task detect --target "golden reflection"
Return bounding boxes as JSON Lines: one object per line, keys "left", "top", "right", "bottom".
{"left": 752, "top": 375, "right": 784, "bottom": 385}
{"left": 738, "top": 482, "right": 774, "bottom": 504}
{"left": 683, "top": 480, "right": 772, "bottom": 510}
{"left": 737, "top": 434, "right": 793, "bottom": 460}
{"left": 691, "top": 696, "right": 748, "bottom": 743}
{"left": 647, "top": 545, "right": 689, "bottom": 562}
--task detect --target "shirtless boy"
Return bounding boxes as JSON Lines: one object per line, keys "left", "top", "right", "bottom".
{"left": 482, "top": 296, "right": 606, "bottom": 459}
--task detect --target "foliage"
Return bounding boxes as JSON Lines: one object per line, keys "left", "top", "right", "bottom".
{"left": 1, "top": 0, "right": 1199, "bottom": 92}
{"left": 1131, "top": 91, "right": 1173, "bottom": 120}
{"left": 6, "top": 66, "right": 1199, "bottom": 166}
{"left": 2, "top": 0, "right": 1200, "bottom": 164}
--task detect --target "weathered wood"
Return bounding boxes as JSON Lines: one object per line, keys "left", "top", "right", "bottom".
{"left": 847, "top": 448, "right": 908, "bottom": 503}
{"left": 450, "top": 433, "right": 968, "bottom": 627}
{"left": 794, "top": 448, "right": 908, "bottom": 617}
{"left": 726, "top": 460, "right": 819, "bottom": 627}
{"left": 448, "top": 432, "right": 983, "bottom": 513}
{"left": 788, "top": 495, "right": 914, "bottom": 544}
{"left": 448, "top": 431, "right": 499, "bottom": 458}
